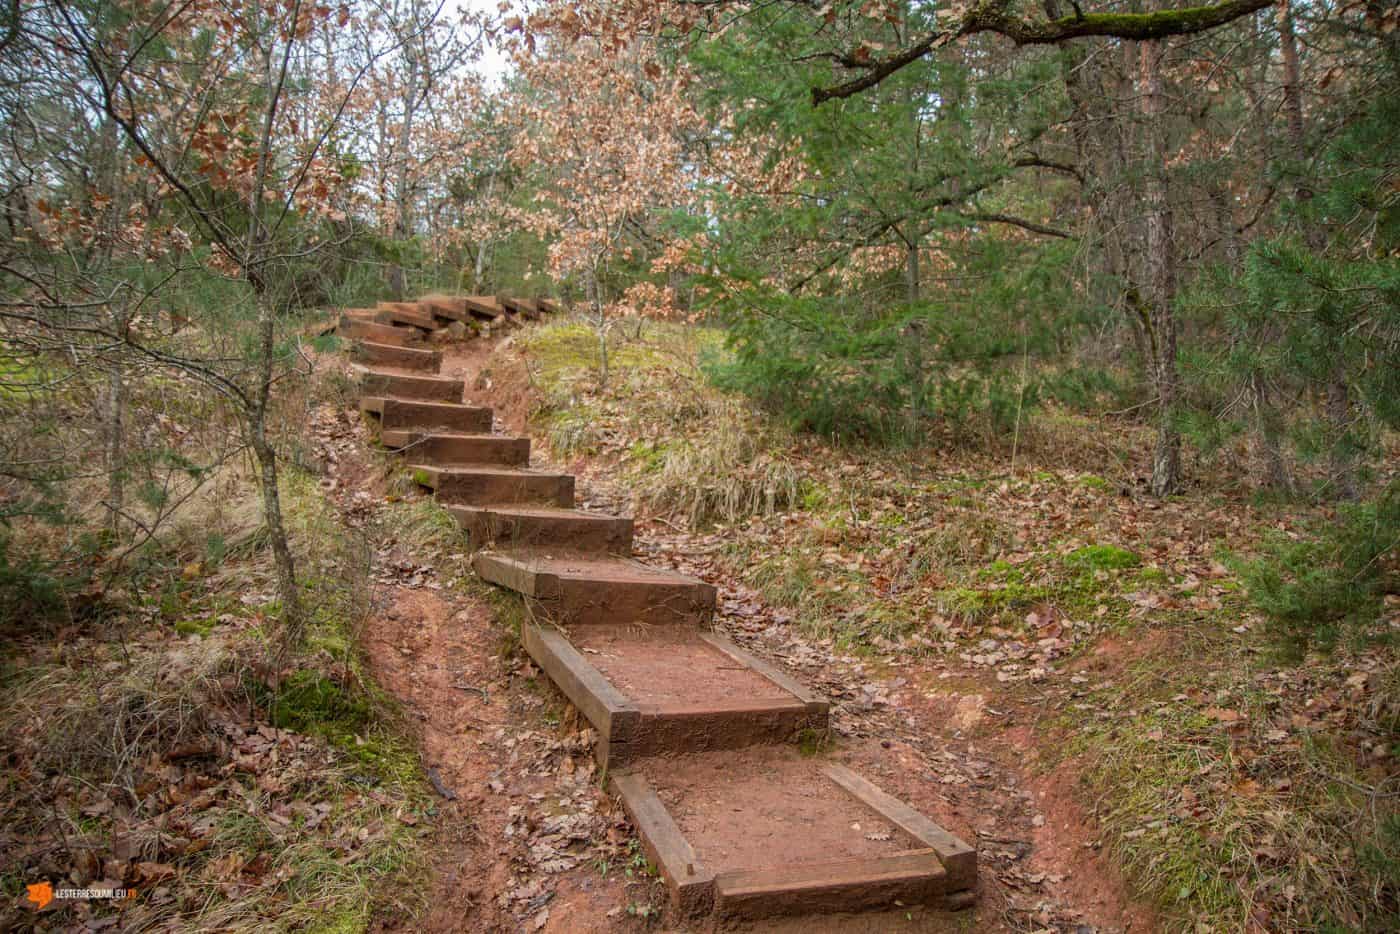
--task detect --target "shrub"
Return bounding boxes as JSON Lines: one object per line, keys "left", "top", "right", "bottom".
{"left": 1236, "top": 482, "right": 1398, "bottom": 656}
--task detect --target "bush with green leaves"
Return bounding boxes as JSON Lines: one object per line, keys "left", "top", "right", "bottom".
{"left": 702, "top": 238, "right": 1104, "bottom": 445}
{"left": 1236, "top": 482, "right": 1398, "bottom": 657}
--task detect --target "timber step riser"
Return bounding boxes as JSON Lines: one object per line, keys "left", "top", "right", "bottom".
{"left": 351, "top": 341, "right": 442, "bottom": 372}
{"left": 449, "top": 506, "right": 634, "bottom": 555}
{"left": 471, "top": 553, "right": 716, "bottom": 627}
{"left": 382, "top": 433, "right": 529, "bottom": 467}
{"left": 358, "top": 371, "right": 465, "bottom": 404}
{"left": 597, "top": 707, "right": 826, "bottom": 766}
{"left": 372, "top": 399, "right": 493, "bottom": 434}
{"left": 341, "top": 308, "right": 396, "bottom": 325}
{"left": 375, "top": 302, "right": 438, "bottom": 329}
{"left": 339, "top": 319, "right": 420, "bottom": 347}
{"left": 418, "top": 469, "right": 574, "bottom": 508}
{"left": 525, "top": 582, "right": 714, "bottom": 628}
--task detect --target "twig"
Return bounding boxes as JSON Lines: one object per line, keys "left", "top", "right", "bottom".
{"left": 424, "top": 765, "right": 457, "bottom": 801}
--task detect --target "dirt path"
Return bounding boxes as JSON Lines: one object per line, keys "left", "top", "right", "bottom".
{"left": 311, "top": 334, "right": 1156, "bottom": 932}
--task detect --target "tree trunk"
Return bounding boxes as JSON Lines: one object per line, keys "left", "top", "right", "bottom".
{"left": 472, "top": 171, "right": 497, "bottom": 291}
{"left": 244, "top": 39, "right": 302, "bottom": 632}
{"left": 1279, "top": 0, "right": 1354, "bottom": 497}
{"left": 586, "top": 262, "right": 608, "bottom": 385}
{"left": 1140, "top": 38, "right": 1181, "bottom": 497}
{"left": 904, "top": 237, "right": 925, "bottom": 442}
{"left": 248, "top": 297, "right": 302, "bottom": 630}
{"left": 103, "top": 348, "right": 125, "bottom": 537}
{"left": 388, "top": 47, "right": 420, "bottom": 300}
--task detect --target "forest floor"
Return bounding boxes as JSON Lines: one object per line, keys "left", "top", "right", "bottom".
{"left": 2, "top": 318, "right": 1393, "bottom": 933}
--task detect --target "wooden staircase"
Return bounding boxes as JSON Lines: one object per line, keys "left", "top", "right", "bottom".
{"left": 342, "top": 295, "right": 978, "bottom": 921}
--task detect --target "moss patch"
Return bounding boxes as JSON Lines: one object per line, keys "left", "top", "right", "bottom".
{"left": 1065, "top": 544, "right": 1141, "bottom": 570}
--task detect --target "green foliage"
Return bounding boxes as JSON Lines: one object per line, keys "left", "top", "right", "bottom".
{"left": 1180, "top": 56, "right": 1400, "bottom": 487}
{"left": 269, "top": 670, "right": 372, "bottom": 738}
{"left": 0, "top": 533, "right": 65, "bottom": 623}
{"left": 1236, "top": 483, "right": 1398, "bottom": 656}
{"left": 1066, "top": 544, "right": 1141, "bottom": 571}
{"left": 703, "top": 239, "right": 1089, "bottom": 444}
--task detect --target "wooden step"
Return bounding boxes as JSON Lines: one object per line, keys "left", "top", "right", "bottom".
{"left": 375, "top": 301, "right": 436, "bottom": 330}
{"left": 501, "top": 295, "right": 541, "bottom": 320}
{"left": 417, "top": 294, "right": 474, "bottom": 324}
{"left": 522, "top": 623, "right": 827, "bottom": 768}
{"left": 538, "top": 298, "right": 563, "bottom": 314}
{"left": 356, "top": 368, "right": 464, "bottom": 403}
{"left": 612, "top": 753, "right": 976, "bottom": 919}
{"left": 361, "top": 397, "right": 492, "bottom": 433}
{"left": 448, "top": 504, "right": 633, "bottom": 554}
{"left": 381, "top": 431, "right": 529, "bottom": 466}
{"left": 350, "top": 341, "right": 442, "bottom": 372}
{"left": 341, "top": 307, "right": 395, "bottom": 325}
{"left": 410, "top": 464, "right": 574, "bottom": 507}
{"left": 462, "top": 295, "right": 505, "bottom": 320}
{"left": 472, "top": 551, "right": 715, "bottom": 626}
{"left": 339, "top": 319, "right": 420, "bottom": 347}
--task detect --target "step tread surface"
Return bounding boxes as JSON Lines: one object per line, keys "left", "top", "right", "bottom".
{"left": 475, "top": 550, "right": 706, "bottom": 585}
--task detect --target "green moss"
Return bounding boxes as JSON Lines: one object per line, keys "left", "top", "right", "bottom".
{"left": 1079, "top": 474, "right": 1110, "bottom": 490}
{"left": 627, "top": 439, "right": 669, "bottom": 472}
{"left": 175, "top": 617, "right": 215, "bottom": 638}
{"left": 410, "top": 468, "right": 431, "bottom": 488}
{"left": 272, "top": 670, "right": 373, "bottom": 736}
{"left": 1137, "top": 566, "right": 1170, "bottom": 584}
{"left": 944, "top": 581, "right": 1049, "bottom": 616}
{"left": 1065, "top": 544, "right": 1141, "bottom": 571}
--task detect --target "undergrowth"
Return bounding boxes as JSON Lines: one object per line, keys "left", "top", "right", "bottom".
{"left": 0, "top": 465, "right": 430, "bottom": 931}
{"left": 520, "top": 318, "right": 801, "bottom": 527}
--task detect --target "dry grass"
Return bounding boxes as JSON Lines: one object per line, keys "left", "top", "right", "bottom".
{"left": 635, "top": 402, "right": 802, "bottom": 527}
{"left": 517, "top": 318, "right": 803, "bottom": 527}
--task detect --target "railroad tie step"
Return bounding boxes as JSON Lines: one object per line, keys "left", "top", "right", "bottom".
{"left": 449, "top": 504, "right": 633, "bottom": 554}
{"left": 341, "top": 307, "right": 395, "bottom": 325}
{"left": 472, "top": 551, "right": 715, "bottom": 626}
{"left": 338, "top": 318, "right": 421, "bottom": 347}
{"left": 381, "top": 431, "right": 529, "bottom": 467}
{"left": 355, "top": 367, "right": 464, "bottom": 403}
{"left": 375, "top": 301, "right": 437, "bottom": 330}
{"left": 416, "top": 294, "right": 476, "bottom": 325}
{"left": 350, "top": 341, "right": 442, "bottom": 372}
{"left": 460, "top": 295, "right": 505, "bottom": 320}
{"left": 611, "top": 751, "right": 977, "bottom": 920}
{"left": 522, "top": 622, "right": 827, "bottom": 769}
{"left": 500, "top": 295, "right": 542, "bottom": 320}
{"left": 410, "top": 464, "right": 574, "bottom": 508}
{"left": 361, "top": 397, "right": 493, "bottom": 433}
